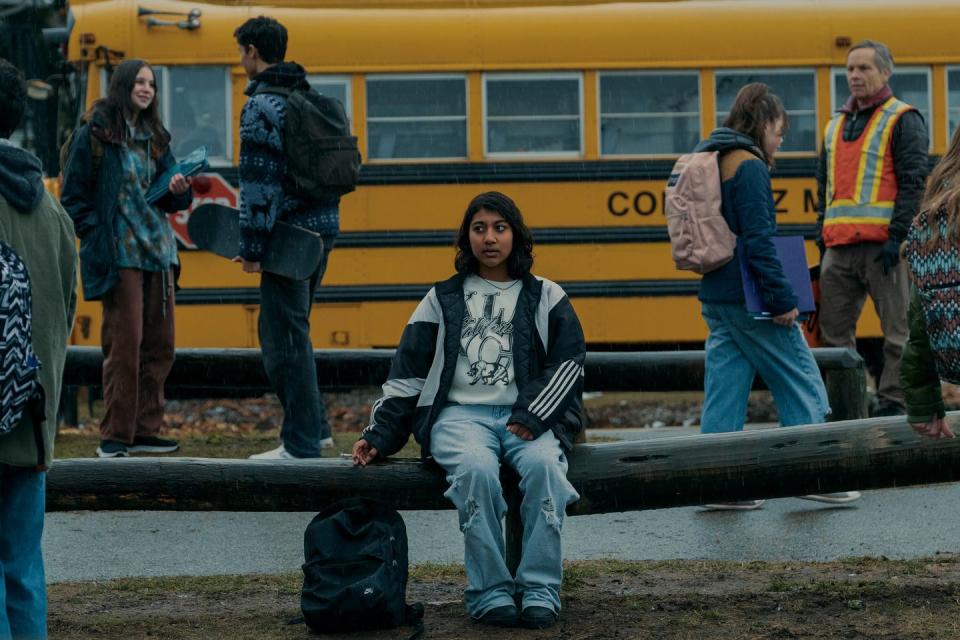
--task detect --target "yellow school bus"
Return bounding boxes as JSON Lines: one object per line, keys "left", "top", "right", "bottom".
{"left": 59, "top": 0, "right": 960, "bottom": 350}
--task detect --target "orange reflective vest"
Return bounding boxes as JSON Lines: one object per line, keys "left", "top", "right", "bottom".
{"left": 822, "top": 97, "right": 916, "bottom": 247}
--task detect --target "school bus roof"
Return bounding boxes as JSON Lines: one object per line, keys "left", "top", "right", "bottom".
{"left": 68, "top": 0, "right": 960, "bottom": 72}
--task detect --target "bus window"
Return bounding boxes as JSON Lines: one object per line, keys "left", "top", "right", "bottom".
{"left": 307, "top": 75, "right": 351, "bottom": 114}
{"left": 484, "top": 73, "right": 582, "bottom": 157}
{"left": 366, "top": 74, "right": 467, "bottom": 160}
{"left": 160, "top": 66, "right": 231, "bottom": 164}
{"left": 832, "top": 66, "right": 931, "bottom": 144}
{"left": 948, "top": 68, "right": 960, "bottom": 139}
{"left": 598, "top": 71, "right": 699, "bottom": 156}
{"left": 715, "top": 69, "right": 816, "bottom": 152}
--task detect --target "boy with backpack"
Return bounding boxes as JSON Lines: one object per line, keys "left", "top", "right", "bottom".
{"left": 0, "top": 58, "right": 77, "bottom": 639}
{"left": 234, "top": 16, "right": 358, "bottom": 459}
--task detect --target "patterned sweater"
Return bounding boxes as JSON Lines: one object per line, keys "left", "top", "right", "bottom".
{"left": 238, "top": 62, "right": 339, "bottom": 262}
{"left": 902, "top": 207, "right": 960, "bottom": 421}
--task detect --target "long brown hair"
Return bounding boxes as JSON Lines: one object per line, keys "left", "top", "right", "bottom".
{"left": 722, "top": 82, "right": 788, "bottom": 167}
{"left": 86, "top": 59, "right": 170, "bottom": 156}
{"left": 919, "top": 125, "right": 960, "bottom": 245}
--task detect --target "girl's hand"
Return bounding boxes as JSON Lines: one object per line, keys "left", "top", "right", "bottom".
{"left": 910, "top": 416, "right": 955, "bottom": 439}
{"left": 352, "top": 440, "right": 379, "bottom": 466}
{"left": 773, "top": 307, "right": 799, "bottom": 326}
{"left": 507, "top": 422, "right": 534, "bottom": 441}
{"left": 168, "top": 172, "right": 190, "bottom": 195}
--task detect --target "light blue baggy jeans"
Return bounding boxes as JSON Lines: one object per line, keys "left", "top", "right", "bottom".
{"left": 700, "top": 302, "right": 830, "bottom": 433}
{"left": 429, "top": 404, "right": 579, "bottom": 618}
{"left": 0, "top": 466, "right": 46, "bottom": 640}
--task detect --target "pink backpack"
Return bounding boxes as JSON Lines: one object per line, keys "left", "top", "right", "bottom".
{"left": 665, "top": 151, "right": 736, "bottom": 274}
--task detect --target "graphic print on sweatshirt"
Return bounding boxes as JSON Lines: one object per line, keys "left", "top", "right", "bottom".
{"left": 448, "top": 275, "right": 521, "bottom": 406}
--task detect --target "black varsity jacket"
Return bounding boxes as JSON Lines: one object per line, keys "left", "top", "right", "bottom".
{"left": 360, "top": 271, "right": 586, "bottom": 459}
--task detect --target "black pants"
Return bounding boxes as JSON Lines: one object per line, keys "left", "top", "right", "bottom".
{"left": 258, "top": 238, "right": 335, "bottom": 457}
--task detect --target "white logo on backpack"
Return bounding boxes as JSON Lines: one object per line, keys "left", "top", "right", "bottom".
{"left": 665, "top": 150, "right": 736, "bottom": 274}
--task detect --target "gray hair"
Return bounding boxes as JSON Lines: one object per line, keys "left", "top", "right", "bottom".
{"left": 849, "top": 39, "right": 895, "bottom": 76}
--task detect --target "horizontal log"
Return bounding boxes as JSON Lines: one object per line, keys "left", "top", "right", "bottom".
{"left": 46, "top": 413, "right": 957, "bottom": 514}
{"left": 62, "top": 345, "right": 867, "bottom": 420}
{"left": 62, "top": 345, "right": 863, "bottom": 392}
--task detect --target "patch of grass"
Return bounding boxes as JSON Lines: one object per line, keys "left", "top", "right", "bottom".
{"left": 768, "top": 576, "right": 802, "bottom": 593}
{"left": 409, "top": 564, "right": 465, "bottom": 582}
{"left": 53, "top": 573, "right": 302, "bottom": 601}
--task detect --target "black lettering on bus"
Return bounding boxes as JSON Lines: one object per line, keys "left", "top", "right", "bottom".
{"left": 803, "top": 188, "right": 817, "bottom": 213}
{"left": 772, "top": 188, "right": 788, "bottom": 214}
{"left": 608, "top": 191, "right": 629, "bottom": 216}
{"left": 633, "top": 191, "right": 657, "bottom": 216}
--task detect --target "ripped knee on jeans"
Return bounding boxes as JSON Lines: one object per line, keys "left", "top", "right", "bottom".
{"left": 541, "top": 498, "right": 561, "bottom": 530}
{"left": 461, "top": 497, "right": 481, "bottom": 531}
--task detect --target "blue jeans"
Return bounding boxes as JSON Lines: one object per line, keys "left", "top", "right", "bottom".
{"left": 0, "top": 466, "right": 46, "bottom": 640}
{"left": 430, "top": 404, "right": 579, "bottom": 618}
{"left": 259, "top": 237, "right": 335, "bottom": 458}
{"left": 700, "top": 302, "right": 830, "bottom": 433}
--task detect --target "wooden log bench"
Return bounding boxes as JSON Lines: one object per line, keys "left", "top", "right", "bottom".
{"left": 47, "top": 413, "right": 959, "bottom": 571}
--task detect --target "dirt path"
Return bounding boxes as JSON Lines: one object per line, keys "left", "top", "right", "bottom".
{"left": 48, "top": 557, "right": 960, "bottom": 639}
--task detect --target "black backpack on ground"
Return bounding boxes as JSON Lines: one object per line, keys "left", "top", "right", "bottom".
{"left": 301, "top": 497, "right": 424, "bottom": 634}
{"left": 254, "top": 85, "right": 361, "bottom": 200}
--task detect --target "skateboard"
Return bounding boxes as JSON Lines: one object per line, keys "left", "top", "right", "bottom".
{"left": 187, "top": 203, "right": 324, "bottom": 280}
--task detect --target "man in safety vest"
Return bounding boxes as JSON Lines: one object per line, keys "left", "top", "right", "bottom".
{"left": 816, "top": 40, "right": 930, "bottom": 417}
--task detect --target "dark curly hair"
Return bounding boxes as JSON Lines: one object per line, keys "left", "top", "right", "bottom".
{"left": 0, "top": 58, "right": 25, "bottom": 138}
{"left": 234, "top": 16, "right": 288, "bottom": 64}
{"left": 454, "top": 191, "right": 534, "bottom": 278}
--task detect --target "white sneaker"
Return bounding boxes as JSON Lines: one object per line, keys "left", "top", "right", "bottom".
{"left": 799, "top": 491, "right": 861, "bottom": 504}
{"left": 320, "top": 436, "right": 335, "bottom": 449}
{"left": 248, "top": 445, "right": 295, "bottom": 460}
{"left": 702, "top": 500, "right": 766, "bottom": 511}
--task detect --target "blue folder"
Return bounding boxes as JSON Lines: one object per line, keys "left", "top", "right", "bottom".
{"left": 145, "top": 146, "right": 209, "bottom": 205}
{"left": 738, "top": 235, "right": 815, "bottom": 319}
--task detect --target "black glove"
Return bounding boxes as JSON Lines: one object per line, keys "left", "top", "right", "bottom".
{"left": 874, "top": 238, "right": 901, "bottom": 276}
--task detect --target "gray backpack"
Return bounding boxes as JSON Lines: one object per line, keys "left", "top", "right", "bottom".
{"left": 665, "top": 151, "right": 736, "bottom": 274}
{"left": 0, "top": 240, "right": 43, "bottom": 436}
{"left": 255, "top": 85, "right": 361, "bottom": 200}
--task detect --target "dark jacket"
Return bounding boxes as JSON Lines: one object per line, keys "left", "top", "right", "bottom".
{"left": 238, "top": 62, "right": 340, "bottom": 262}
{"left": 696, "top": 128, "right": 798, "bottom": 315}
{"left": 0, "top": 140, "right": 77, "bottom": 468}
{"left": 816, "top": 86, "right": 930, "bottom": 245}
{"left": 60, "top": 108, "right": 192, "bottom": 300}
{"left": 360, "top": 272, "right": 586, "bottom": 459}
{"left": 901, "top": 288, "right": 944, "bottom": 424}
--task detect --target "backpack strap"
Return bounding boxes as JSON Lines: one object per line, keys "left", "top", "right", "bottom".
{"left": 90, "top": 134, "right": 104, "bottom": 171}
{"left": 253, "top": 84, "right": 294, "bottom": 98}
{"left": 30, "top": 389, "right": 46, "bottom": 471}
{"left": 719, "top": 148, "right": 762, "bottom": 182}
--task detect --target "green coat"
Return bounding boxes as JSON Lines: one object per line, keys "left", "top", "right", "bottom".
{"left": 900, "top": 287, "right": 946, "bottom": 424}
{"left": 0, "top": 191, "right": 77, "bottom": 468}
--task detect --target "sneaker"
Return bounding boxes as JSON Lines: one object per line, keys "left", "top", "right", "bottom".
{"left": 96, "top": 440, "right": 129, "bottom": 458}
{"left": 320, "top": 436, "right": 335, "bottom": 449}
{"left": 248, "top": 445, "right": 296, "bottom": 460}
{"left": 474, "top": 604, "right": 519, "bottom": 628}
{"left": 520, "top": 605, "right": 558, "bottom": 630}
{"left": 702, "top": 500, "right": 766, "bottom": 511}
{"left": 799, "top": 491, "right": 861, "bottom": 504}
{"left": 129, "top": 435, "right": 179, "bottom": 453}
